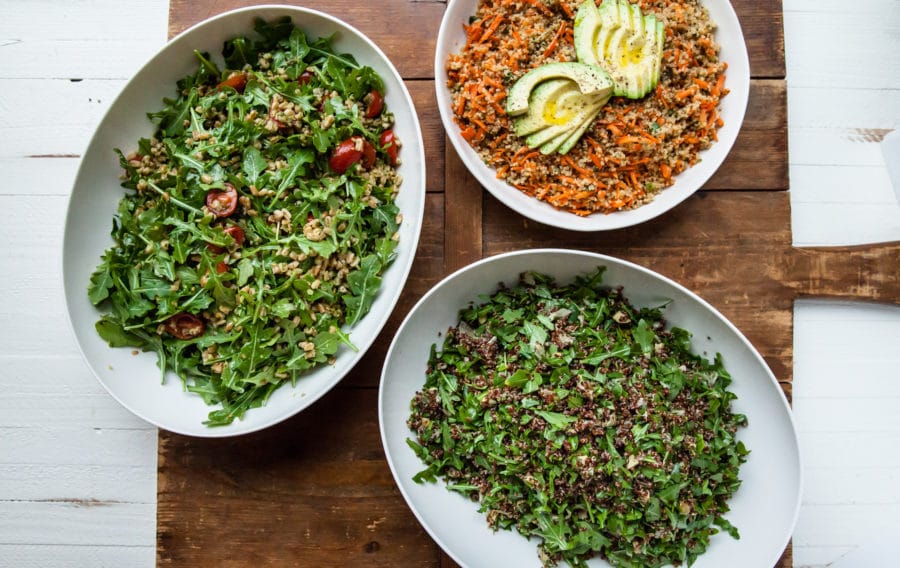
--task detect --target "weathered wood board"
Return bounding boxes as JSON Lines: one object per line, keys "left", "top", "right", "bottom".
{"left": 158, "top": 1, "right": 900, "bottom": 567}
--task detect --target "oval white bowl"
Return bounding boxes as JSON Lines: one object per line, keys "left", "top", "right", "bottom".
{"left": 380, "top": 249, "right": 801, "bottom": 567}
{"left": 62, "top": 5, "right": 426, "bottom": 437}
{"left": 435, "top": 0, "right": 751, "bottom": 231}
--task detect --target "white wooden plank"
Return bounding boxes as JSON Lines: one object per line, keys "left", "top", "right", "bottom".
{"left": 794, "top": 316, "right": 900, "bottom": 359}
{"left": 793, "top": 397, "right": 900, "bottom": 433}
{"left": 790, "top": 165, "right": 895, "bottom": 204}
{"left": 799, "top": 432, "right": 900, "bottom": 470}
{"left": 0, "top": 501, "right": 154, "bottom": 546}
{"left": 793, "top": 545, "right": 858, "bottom": 568}
{"left": 0, "top": 1, "right": 166, "bottom": 80}
{"left": 0, "top": 427, "right": 156, "bottom": 467}
{"left": 795, "top": 300, "right": 900, "bottom": 323}
{"left": 803, "top": 467, "right": 900, "bottom": 506}
{"left": 784, "top": 0, "right": 898, "bottom": 14}
{"left": 0, "top": 78, "right": 127, "bottom": 159}
{"left": 784, "top": 11, "right": 900, "bottom": 89}
{"left": 0, "top": 544, "right": 154, "bottom": 568}
{"left": 788, "top": 87, "right": 900, "bottom": 130}
{"left": 792, "top": 202, "right": 900, "bottom": 246}
{"left": 793, "top": 504, "right": 900, "bottom": 547}
{"left": 0, "top": 358, "right": 158, "bottom": 428}
{"left": 0, "top": 463, "right": 155, "bottom": 503}
{"left": 0, "top": 157, "right": 80, "bottom": 196}
{"left": 789, "top": 127, "right": 891, "bottom": 167}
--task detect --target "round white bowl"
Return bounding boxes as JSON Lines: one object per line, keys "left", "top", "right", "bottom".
{"left": 62, "top": 5, "right": 426, "bottom": 437}
{"left": 435, "top": 0, "right": 750, "bottom": 231}
{"left": 380, "top": 249, "right": 801, "bottom": 567}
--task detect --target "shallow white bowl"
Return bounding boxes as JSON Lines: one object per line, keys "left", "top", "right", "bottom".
{"left": 62, "top": 5, "right": 426, "bottom": 437}
{"left": 380, "top": 249, "right": 801, "bottom": 567}
{"left": 435, "top": 0, "right": 750, "bottom": 231}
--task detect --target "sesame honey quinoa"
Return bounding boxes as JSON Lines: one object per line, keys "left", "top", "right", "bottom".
{"left": 447, "top": 0, "right": 729, "bottom": 215}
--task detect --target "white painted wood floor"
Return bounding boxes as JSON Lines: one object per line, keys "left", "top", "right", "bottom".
{"left": 0, "top": 1, "right": 897, "bottom": 566}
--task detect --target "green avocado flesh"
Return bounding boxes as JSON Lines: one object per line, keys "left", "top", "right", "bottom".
{"left": 507, "top": 63, "right": 613, "bottom": 155}
{"left": 574, "top": 0, "right": 665, "bottom": 99}
{"left": 506, "top": 61, "right": 614, "bottom": 116}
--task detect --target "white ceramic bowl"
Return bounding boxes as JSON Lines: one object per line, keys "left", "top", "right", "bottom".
{"left": 435, "top": 0, "right": 750, "bottom": 231}
{"left": 62, "top": 6, "right": 426, "bottom": 437}
{"left": 380, "top": 249, "right": 801, "bottom": 567}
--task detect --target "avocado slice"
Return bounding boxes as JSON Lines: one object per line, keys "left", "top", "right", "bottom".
{"left": 506, "top": 61, "right": 614, "bottom": 116}
{"left": 574, "top": 0, "right": 665, "bottom": 99}
{"left": 540, "top": 101, "right": 604, "bottom": 155}
{"left": 513, "top": 79, "right": 583, "bottom": 137}
{"left": 525, "top": 98, "right": 605, "bottom": 149}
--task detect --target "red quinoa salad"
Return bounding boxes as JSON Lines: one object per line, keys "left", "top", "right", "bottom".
{"left": 446, "top": 0, "right": 729, "bottom": 216}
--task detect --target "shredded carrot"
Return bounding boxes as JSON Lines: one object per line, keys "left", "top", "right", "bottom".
{"left": 542, "top": 22, "right": 567, "bottom": 59}
{"left": 479, "top": 14, "right": 504, "bottom": 43}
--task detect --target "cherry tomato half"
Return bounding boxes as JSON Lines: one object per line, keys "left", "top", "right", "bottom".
{"left": 379, "top": 129, "right": 399, "bottom": 166}
{"left": 164, "top": 313, "right": 206, "bottom": 340}
{"left": 329, "top": 137, "right": 376, "bottom": 174}
{"left": 208, "top": 224, "right": 245, "bottom": 254}
{"left": 364, "top": 89, "right": 384, "bottom": 119}
{"left": 216, "top": 261, "right": 229, "bottom": 274}
{"left": 297, "top": 69, "right": 315, "bottom": 85}
{"left": 206, "top": 183, "right": 238, "bottom": 218}
{"left": 217, "top": 72, "right": 247, "bottom": 93}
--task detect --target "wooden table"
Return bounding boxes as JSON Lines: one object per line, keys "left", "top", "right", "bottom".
{"left": 48, "top": 0, "right": 886, "bottom": 566}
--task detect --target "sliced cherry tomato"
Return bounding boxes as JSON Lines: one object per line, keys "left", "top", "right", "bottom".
{"left": 206, "top": 183, "right": 238, "bottom": 218}
{"left": 297, "top": 70, "right": 315, "bottom": 85}
{"left": 216, "top": 261, "right": 229, "bottom": 274}
{"left": 379, "top": 129, "right": 399, "bottom": 166}
{"left": 222, "top": 225, "right": 245, "bottom": 247}
{"left": 217, "top": 72, "right": 247, "bottom": 93}
{"left": 208, "top": 224, "right": 245, "bottom": 254}
{"left": 329, "top": 138, "right": 362, "bottom": 174}
{"left": 361, "top": 139, "right": 376, "bottom": 169}
{"left": 330, "top": 137, "right": 376, "bottom": 174}
{"left": 364, "top": 89, "right": 384, "bottom": 119}
{"left": 164, "top": 313, "right": 205, "bottom": 340}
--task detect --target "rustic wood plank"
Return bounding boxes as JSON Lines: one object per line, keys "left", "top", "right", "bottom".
{"left": 444, "top": 138, "right": 483, "bottom": 273}
{"left": 704, "top": 80, "right": 789, "bottom": 190}
{"left": 408, "top": 79, "right": 445, "bottom": 193}
{"left": 783, "top": 244, "right": 900, "bottom": 306}
{"left": 732, "top": 0, "right": 786, "bottom": 78}
{"left": 157, "top": 387, "right": 438, "bottom": 567}
{"left": 168, "top": 0, "right": 444, "bottom": 79}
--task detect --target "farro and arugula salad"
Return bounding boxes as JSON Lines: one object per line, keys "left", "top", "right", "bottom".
{"left": 88, "top": 17, "right": 405, "bottom": 427}
{"left": 408, "top": 269, "right": 748, "bottom": 567}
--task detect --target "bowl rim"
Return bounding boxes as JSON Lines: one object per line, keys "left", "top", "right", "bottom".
{"left": 62, "top": 4, "right": 426, "bottom": 437}
{"left": 434, "top": 0, "right": 751, "bottom": 232}
{"left": 379, "top": 247, "right": 802, "bottom": 567}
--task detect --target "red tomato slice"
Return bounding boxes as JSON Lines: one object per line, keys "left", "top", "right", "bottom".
{"left": 379, "top": 129, "right": 399, "bottom": 166}
{"left": 329, "top": 138, "right": 363, "bottom": 174}
{"left": 364, "top": 89, "right": 384, "bottom": 118}
{"left": 208, "top": 224, "right": 245, "bottom": 254}
{"left": 361, "top": 139, "right": 376, "bottom": 169}
{"left": 297, "top": 70, "right": 315, "bottom": 85}
{"left": 216, "top": 261, "right": 229, "bottom": 274}
{"left": 164, "top": 313, "right": 205, "bottom": 340}
{"left": 217, "top": 72, "right": 247, "bottom": 93}
{"left": 206, "top": 183, "right": 238, "bottom": 218}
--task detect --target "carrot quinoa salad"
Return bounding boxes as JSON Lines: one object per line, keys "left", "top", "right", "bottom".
{"left": 446, "top": 0, "right": 729, "bottom": 215}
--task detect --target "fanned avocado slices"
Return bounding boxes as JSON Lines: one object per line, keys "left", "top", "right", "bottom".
{"left": 574, "top": 0, "right": 665, "bottom": 99}
{"left": 506, "top": 62, "right": 613, "bottom": 155}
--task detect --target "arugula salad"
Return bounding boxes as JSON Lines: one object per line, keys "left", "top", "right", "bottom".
{"left": 88, "top": 17, "right": 404, "bottom": 426}
{"left": 407, "top": 269, "right": 748, "bottom": 567}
